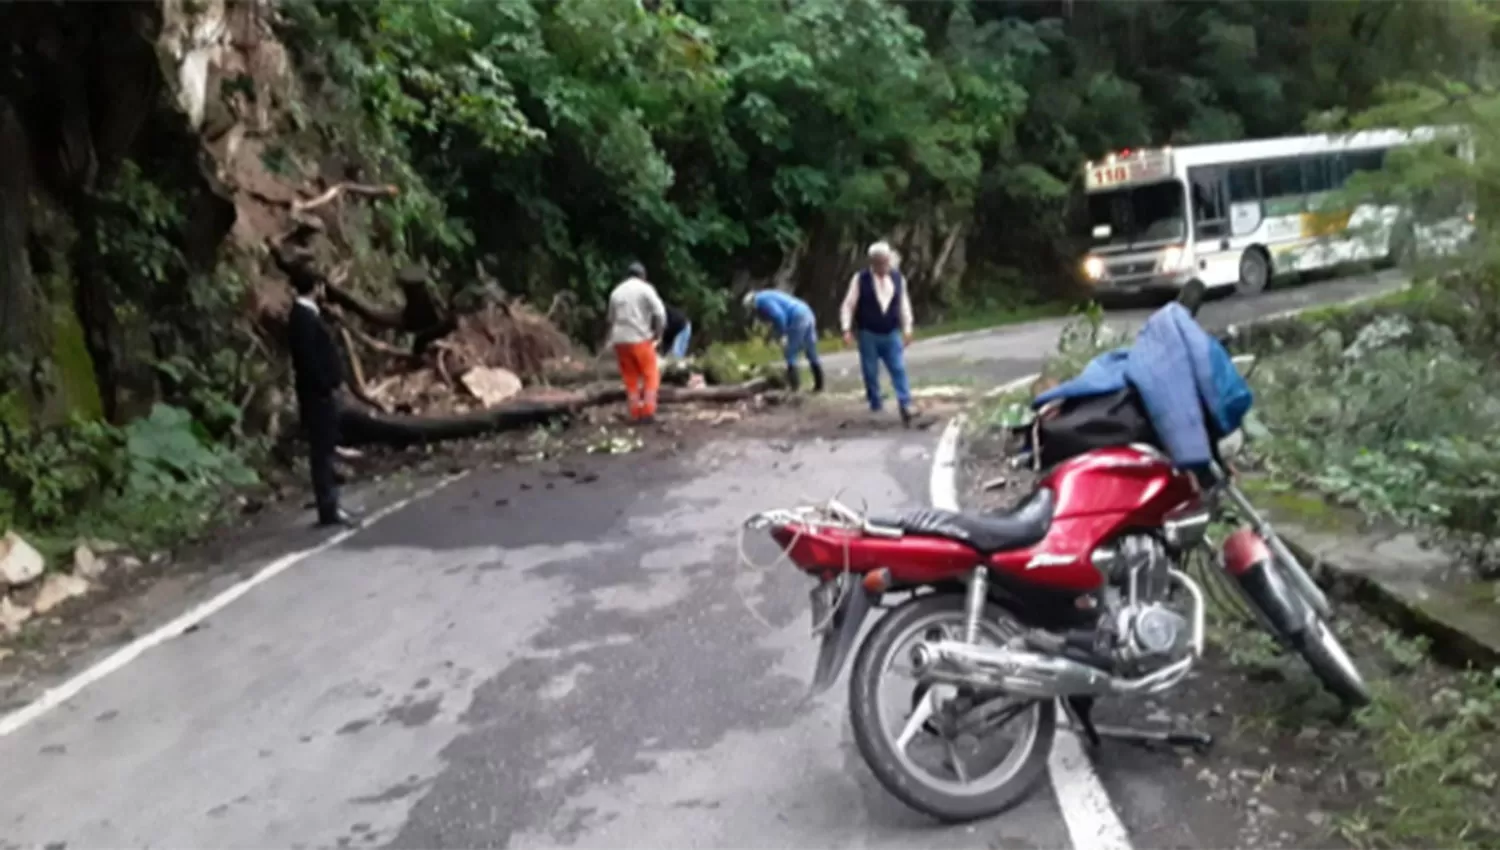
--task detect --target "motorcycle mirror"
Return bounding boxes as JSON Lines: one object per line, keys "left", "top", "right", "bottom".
{"left": 1176, "top": 279, "right": 1207, "bottom": 318}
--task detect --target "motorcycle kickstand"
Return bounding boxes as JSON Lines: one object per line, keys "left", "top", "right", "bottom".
{"left": 1063, "top": 696, "right": 1214, "bottom": 754}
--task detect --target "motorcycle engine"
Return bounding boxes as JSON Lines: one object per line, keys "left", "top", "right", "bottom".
{"left": 1092, "top": 534, "right": 1191, "bottom": 668}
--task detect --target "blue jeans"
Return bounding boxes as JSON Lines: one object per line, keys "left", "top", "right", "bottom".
{"left": 668, "top": 322, "right": 692, "bottom": 359}
{"left": 783, "top": 316, "right": 821, "bottom": 370}
{"left": 856, "top": 329, "right": 911, "bottom": 411}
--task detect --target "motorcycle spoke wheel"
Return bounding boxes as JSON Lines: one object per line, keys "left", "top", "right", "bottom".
{"left": 873, "top": 610, "right": 1040, "bottom": 797}
{"left": 848, "top": 595, "right": 1057, "bottom": 823}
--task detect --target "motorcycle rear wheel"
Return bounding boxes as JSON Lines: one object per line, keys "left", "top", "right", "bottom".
{"left": 1292, "top": 617, "right": 1372, "bottom": 709}
{"left": 848, "top": 594, "right": 1055, "bottom": 823}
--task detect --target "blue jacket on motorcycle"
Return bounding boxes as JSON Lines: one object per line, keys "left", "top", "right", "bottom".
{"left": 1033, "top": 302, "right": 1253, "bottom": 470}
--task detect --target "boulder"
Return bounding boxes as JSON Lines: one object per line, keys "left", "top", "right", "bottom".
{"left": 460, "top": 366, "right": 524, "bottom": 407}
{"left": 0, "top": 532, "right": 44, "bottom": 587}
{"left": 0, "top": 595, "right": 32, "bottom": 634}
{"left": 32, "top": 573, "right": 90, "bottom": 615}
{"left": 74, "top": 544, "right": 108, "bottom": 580}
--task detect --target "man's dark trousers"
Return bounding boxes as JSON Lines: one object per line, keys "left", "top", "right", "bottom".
{"left": 288, "top": 297, "right": 346, "bottom": 525}
{"left": 301, "top": 393, "right": 341, "bottom": 524}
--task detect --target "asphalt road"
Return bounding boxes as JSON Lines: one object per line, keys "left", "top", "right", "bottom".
{"left": 0, "top": 271, "right": 1406, "bottom": 849}
{"left": 0, "top": 435, "right": 1072, "bottom": 849}
{"left": 822, "top": 270, "right": 1409, "bottom": 392}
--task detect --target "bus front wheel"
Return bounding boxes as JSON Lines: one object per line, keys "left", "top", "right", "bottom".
{"left": 1237, "top": 248, "right": 1271, "bottom": 296}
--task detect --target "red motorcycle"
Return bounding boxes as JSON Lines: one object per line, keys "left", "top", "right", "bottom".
{"left": 745, "top": 437, "right": 1368, "bottom": 822}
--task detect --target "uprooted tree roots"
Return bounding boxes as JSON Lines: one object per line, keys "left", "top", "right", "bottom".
{"left": 264, "top": 202, "right": 776, "bottom": 447}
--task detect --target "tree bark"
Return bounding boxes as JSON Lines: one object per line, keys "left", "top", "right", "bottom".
{"left": 0, "top": 98, "right": 36, "bottom": 393}
{"left": 338, "top": 379, "right": 772, "bottom": 447}
{"left": 930, "top": 222, "right": 965, "bottom": 290}
{"left": 540, "top": 359, "right": 696, "bottom": 387}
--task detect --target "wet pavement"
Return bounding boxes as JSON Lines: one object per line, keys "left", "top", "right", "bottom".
{"left": 0, "top": 272, "right": 1406, "bottom": 850}
{"left": 0, "top": 434, "right": 1072, "bottom": 849}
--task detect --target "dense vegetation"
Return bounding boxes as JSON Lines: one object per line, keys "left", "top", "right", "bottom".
{"left": 284, "top": 0, "right": 1497, "bottom": 332}
{"left": 2, "top": 0, "right": 1498, "bottom": 547}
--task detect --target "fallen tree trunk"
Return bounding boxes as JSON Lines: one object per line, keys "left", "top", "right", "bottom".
{"left": 338, "top": 379, "right": 772, "bottom": 447}
{"left": 541, "top": 359, "right": 697, "bottom": 387}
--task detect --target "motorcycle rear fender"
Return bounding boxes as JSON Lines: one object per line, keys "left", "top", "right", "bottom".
{"left": 1222, "top": 528, "right": 1312, "bottom": 641}
{"left": 809, "top": 585, "right": 878, "bottom": 697}
{"left": 773, "top": 523, "right": 978, "bottom": 582}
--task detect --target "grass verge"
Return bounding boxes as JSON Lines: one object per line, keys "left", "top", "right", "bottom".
{"left": 1206, "top": 603, "right": 1500, "bottom": 849}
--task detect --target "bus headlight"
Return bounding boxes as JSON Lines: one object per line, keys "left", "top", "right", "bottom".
{"left": 1082, "top": 256, "right": 1105, "bottom": 280}
{"left": 1159, "top": 245, "right": 1188, "bottom": 272}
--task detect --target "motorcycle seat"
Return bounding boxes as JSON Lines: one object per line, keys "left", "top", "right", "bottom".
{"left": 876, "top": 489, "right": 1056, "bottom": 554}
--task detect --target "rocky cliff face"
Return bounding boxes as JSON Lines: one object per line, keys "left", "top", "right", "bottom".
{"left": 0, "top": 0, "right": 400, "bottom": 429}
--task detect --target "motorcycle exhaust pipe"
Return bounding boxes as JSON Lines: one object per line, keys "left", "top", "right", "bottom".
{"left": 911, "top": 569, "right": 1207, "bottom": 698}
{"left": 912, "top": 640, "right": 1119, "bottom": 699}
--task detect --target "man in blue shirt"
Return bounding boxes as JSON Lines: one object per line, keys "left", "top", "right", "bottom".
{"left": 743, "top": 289, "right": 824, "bottom": 392}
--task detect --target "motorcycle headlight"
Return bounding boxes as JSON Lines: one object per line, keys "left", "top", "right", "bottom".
{"left": 1082, "top": 256, "right": 1105, "bottom": 280}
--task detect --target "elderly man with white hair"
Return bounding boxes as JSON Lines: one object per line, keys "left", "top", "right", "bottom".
{"left": 840, "top": 240, "right": 915, "bottom": 426}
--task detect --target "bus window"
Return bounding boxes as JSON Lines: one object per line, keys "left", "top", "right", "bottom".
{"left": 1328, "top": 155, "right": 1350, "bottom": 189}
{"left": 1303, "top": 156, "right": 1334, "bottom": 194}
{"left": 1228, "top": 166, "right": 1259, "bottom": 202}
{"left": 1260, "top": 160, "right": 1305, "bottom": 216}
{"left": 1188, "top": 166, "right": 1227, "bottom": 240}
{"left": 1228, "top": 166, "right": 1262, "bottom": 235}
{"left": 1346, "top": 148, "right": 1386, "bottom": 174}
{"left": 1086, "top": 181, "right": 1186, "bottom": 249}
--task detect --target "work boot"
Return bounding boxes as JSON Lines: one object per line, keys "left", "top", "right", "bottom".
{"left": 785, "top": 365, "right": 801, "bottom": 392}
{"left": 810, "top": 362, "right": 825, "bottom": 393}
{"left": 900, "top": 406, "right": 914, "bottom": 429}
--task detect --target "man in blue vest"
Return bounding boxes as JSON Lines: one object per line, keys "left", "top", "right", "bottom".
{"left": 743, "top": 289, "right": 824, "bottom": 392}
{"left": 840, "top": 240, "right": 915, "bottom": 426}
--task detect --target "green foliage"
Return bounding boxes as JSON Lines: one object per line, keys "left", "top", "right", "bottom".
{"left": 273, "top": 0, "right": 1500, "bottom": 332}
{"left": 1039, "top": 302, "right": 1128, "bottom": 384}
{"left": 93, "top": 160, "right": 188, "bottom": 297}
{"left": 1252, "top": 309, "right": 1500, "bottom": 574}
{"left": 1213, "top": 612, "right": 1500, "bottom": 850}
{"left": 0, "top": 405, "right": 258, "bottom": 549}
{"left": 1341, "top": 665, "right": 1500, "bottom": 849}
{"left": 1247, "top": 45, "right": 1500, "bottom": 574}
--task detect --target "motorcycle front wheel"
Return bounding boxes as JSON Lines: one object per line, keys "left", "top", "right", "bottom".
{"left": 1291, "top": 616, "right": 1372, "bottom": 708}
{"left": 848, "top": 594, "right": 1055, "bottom": 823}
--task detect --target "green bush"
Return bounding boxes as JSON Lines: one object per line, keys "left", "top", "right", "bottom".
{"left": 1252, "top": 311, "right": 1500, "bottom": 574}
{"left": 0, "top": 404, "right": 258, "bottom": 551}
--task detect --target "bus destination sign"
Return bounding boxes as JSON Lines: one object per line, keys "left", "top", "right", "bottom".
{"left": 1085, "top": 151, "right": 1173, "bottom": 191}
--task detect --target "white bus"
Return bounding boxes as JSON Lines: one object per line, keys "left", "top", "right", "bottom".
{"left": 1077, "top": 128, "right": 1473, "bottom": 298}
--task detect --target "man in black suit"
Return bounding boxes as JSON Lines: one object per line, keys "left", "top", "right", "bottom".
{"left": 287, "top": 269, "right": 356, "bottom": 528}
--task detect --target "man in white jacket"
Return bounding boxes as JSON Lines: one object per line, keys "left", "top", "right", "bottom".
{"left": 840, "top": 241, "right": 916, "bottom": 426}
{"left": 605, "top": 262, "right": 667, "bottom": 423}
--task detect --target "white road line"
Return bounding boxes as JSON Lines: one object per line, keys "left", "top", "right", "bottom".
{"left": 1048, "top": 730, "right": 1134, "bottom": 850}
{"left": 0, "top": 471, "right": 469, "bottom": 739}
{"left": 928, "top": 412, "right": 965, "bottom": 510}
{"left": 929, "top": 413, "right": 1132, "bottom": 850}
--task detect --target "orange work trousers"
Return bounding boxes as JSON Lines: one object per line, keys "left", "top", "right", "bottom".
{"left": 614, "top": 340, "right": 660, "bottom": 420}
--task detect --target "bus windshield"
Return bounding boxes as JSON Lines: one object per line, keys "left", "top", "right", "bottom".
{"left": 1087, "top": 181, "right": 1187, "bottom": 249}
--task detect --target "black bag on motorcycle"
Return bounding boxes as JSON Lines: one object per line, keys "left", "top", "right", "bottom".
{"left": 1033, "top": 388, "right": 1159, "bottom": 469}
